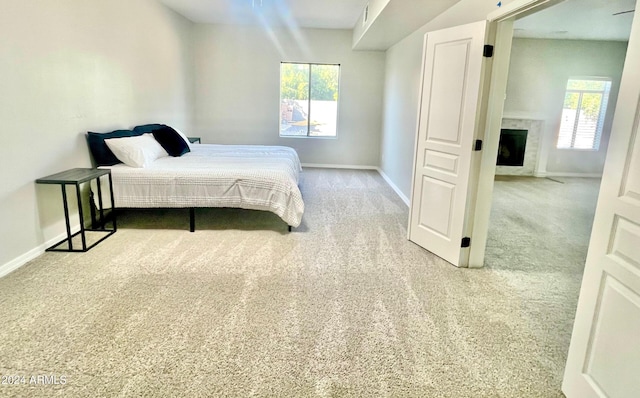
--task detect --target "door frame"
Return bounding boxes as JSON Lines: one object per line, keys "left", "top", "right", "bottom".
{"left": 467, "top": 0, "right": 568, "bottom": 267}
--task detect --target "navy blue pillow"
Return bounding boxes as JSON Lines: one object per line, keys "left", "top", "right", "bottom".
{"left": 151, "top": 126, "right": 190, "bottom": 157}
{"left": 132, "top": 124, "right": 166, "bottom": 135}
{"left": 87, "top": 129, "right": 143, "bottom": 166}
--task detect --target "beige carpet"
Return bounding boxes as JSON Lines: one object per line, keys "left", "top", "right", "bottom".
{"left": 0, "top": 169, "right": 595, "bottom": 397}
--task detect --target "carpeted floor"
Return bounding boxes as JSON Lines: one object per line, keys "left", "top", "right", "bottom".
{"left": 0, "top": 169, "right": 598, "bottom": 397}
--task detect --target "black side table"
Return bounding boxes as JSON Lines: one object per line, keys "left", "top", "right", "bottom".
{"left": 36, "top": 168, "right": 116, "bottom": 252}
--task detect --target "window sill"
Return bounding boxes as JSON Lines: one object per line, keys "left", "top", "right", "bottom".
{"left": 279, "top": 135, "right": 338, "bottom": 140}
{"left": 556, "top": 147, "right": 599, "bottom": 151}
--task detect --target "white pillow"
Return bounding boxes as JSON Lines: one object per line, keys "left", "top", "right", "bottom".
{"left": 105, "top": 134, "right": 168, "bottom": 168}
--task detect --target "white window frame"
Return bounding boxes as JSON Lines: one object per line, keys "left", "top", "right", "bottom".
{"left": 279, "top": 62, "right": 340, "bottom": 139}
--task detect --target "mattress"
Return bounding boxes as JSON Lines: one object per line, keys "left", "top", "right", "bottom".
{"left": 99, "top": 144, "right": 304, "bottom": 227}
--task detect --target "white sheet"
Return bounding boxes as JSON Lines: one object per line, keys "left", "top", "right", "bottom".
{"left": 99, "top": 144, "right": 304, "bottom": 227}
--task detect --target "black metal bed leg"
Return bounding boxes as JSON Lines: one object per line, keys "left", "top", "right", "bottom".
{"left": 190, "top": 208, "right": 195, "bottom": 232}
{"left": 288, "top": 225, "right": 292, "bottom": 232}
{"left": 89, "top": 191, "right": 97, "bottom": 228}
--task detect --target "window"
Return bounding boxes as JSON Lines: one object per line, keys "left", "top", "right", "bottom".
{"left": 279, "top": 62, "right": 340, "bottom": 137}
{"left": 557, "top": 78, "right": 612, "bottom": 150}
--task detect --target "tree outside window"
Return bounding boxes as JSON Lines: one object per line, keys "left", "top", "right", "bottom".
{"left": 280, "top": 63, "right": 340, "bottom": 137}
{"left": 557, "top": 78, "right": 612, "bottom": 150}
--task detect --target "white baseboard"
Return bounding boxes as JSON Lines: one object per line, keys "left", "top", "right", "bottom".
{"left": 545, "top": 172, "right": 602, "bottom": 178}
{"left": 301, "top": 163, "right": 378, "bottom": 170}
{"left": 0, "top": 226, "right": 80, "bottom": 279}
{"left": 502, "top": 171, "right": 602, "bottom": 178}
{"left": 376, "top": 168, "right": 410, "bottom": 207}
{"left": 300, "top": 163, "right": 410, "bottom": 206}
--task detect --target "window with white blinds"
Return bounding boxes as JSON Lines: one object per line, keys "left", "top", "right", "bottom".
{"left": 557, "top": 78, "right": 612, "bottom": 150}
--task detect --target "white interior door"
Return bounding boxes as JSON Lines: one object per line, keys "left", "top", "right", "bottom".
{"left": 562, "top": 8, "right": 640, "bottom": 398}
{"left": 408, "top": 21, "right": 489, "bottom": 267}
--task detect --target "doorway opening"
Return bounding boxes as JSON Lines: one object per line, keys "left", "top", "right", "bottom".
{"left": 480, "top": 0, "right": 633, "bottom": 392}
{"left": 484, "top": 0, "right": 632, "bottom": 268}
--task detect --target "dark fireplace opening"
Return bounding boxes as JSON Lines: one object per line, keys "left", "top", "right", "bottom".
{"left": 497, "top": 129, "right": 528, "bottom": 166}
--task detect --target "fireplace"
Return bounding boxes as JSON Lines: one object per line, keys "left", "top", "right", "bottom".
{"left": 497, "top": 129, "right": 528, "bottom": 167}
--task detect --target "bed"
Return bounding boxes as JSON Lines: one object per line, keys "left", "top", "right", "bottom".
{"left": 87, "top": 124, "right": 304, "bottom": 231}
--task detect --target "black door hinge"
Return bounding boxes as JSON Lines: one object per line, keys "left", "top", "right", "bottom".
{"left": 474, "top": 139, "right": 483, "bottom": 151}
{"left": 483, "top": 45, "right": 494, "bottom": 58}
{"left": 461, "top": 237, "right": 471, "bottom": 248}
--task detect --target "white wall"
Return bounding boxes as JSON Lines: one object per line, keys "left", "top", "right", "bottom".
{"left": 504, "top": 38, "right": 627, "bottom": 176}
{"left": 380, "top": 0, "right": 517, "bottom": 199}
{"left": 380, "top": 36, "right": 423, "bottom": 197}
{"left": 0, "top": 0, "right": 193, "bottom": 271}
{"left": 193, "top": 25, "right": 385, "bottom": 166}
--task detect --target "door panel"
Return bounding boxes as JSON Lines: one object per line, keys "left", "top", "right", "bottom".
{"left": 424, "top": 150, "right": 459, "bottom": 174}
{"left": 563, "top": 8, "right": 640, "bottom": 397}
{"left": 622, "top": 132, "right": 640, "bottom": 199}
{"left": 582, "top": 275, "right": 640, "bottom": 397}
{"left": 610, "top": 218, "right": 640, "bottom": 271}
{"left": 418, "top": 177, "right": 455, "bottom": 238}
{"left": 426, "top": 41, "right": 469, "bottom": 144}
{"left": 408, "top": 21, "right": 488, "bottom": 267}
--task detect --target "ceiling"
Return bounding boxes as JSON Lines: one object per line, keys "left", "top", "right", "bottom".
{"left": 514, "top": 0, "right": 636, "bottom": 41}
{"left": 158, "top": 0, "right": 637, "bottom": 49}
{"left": 159, "top": 0, "right": 368, "bottom": 29}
